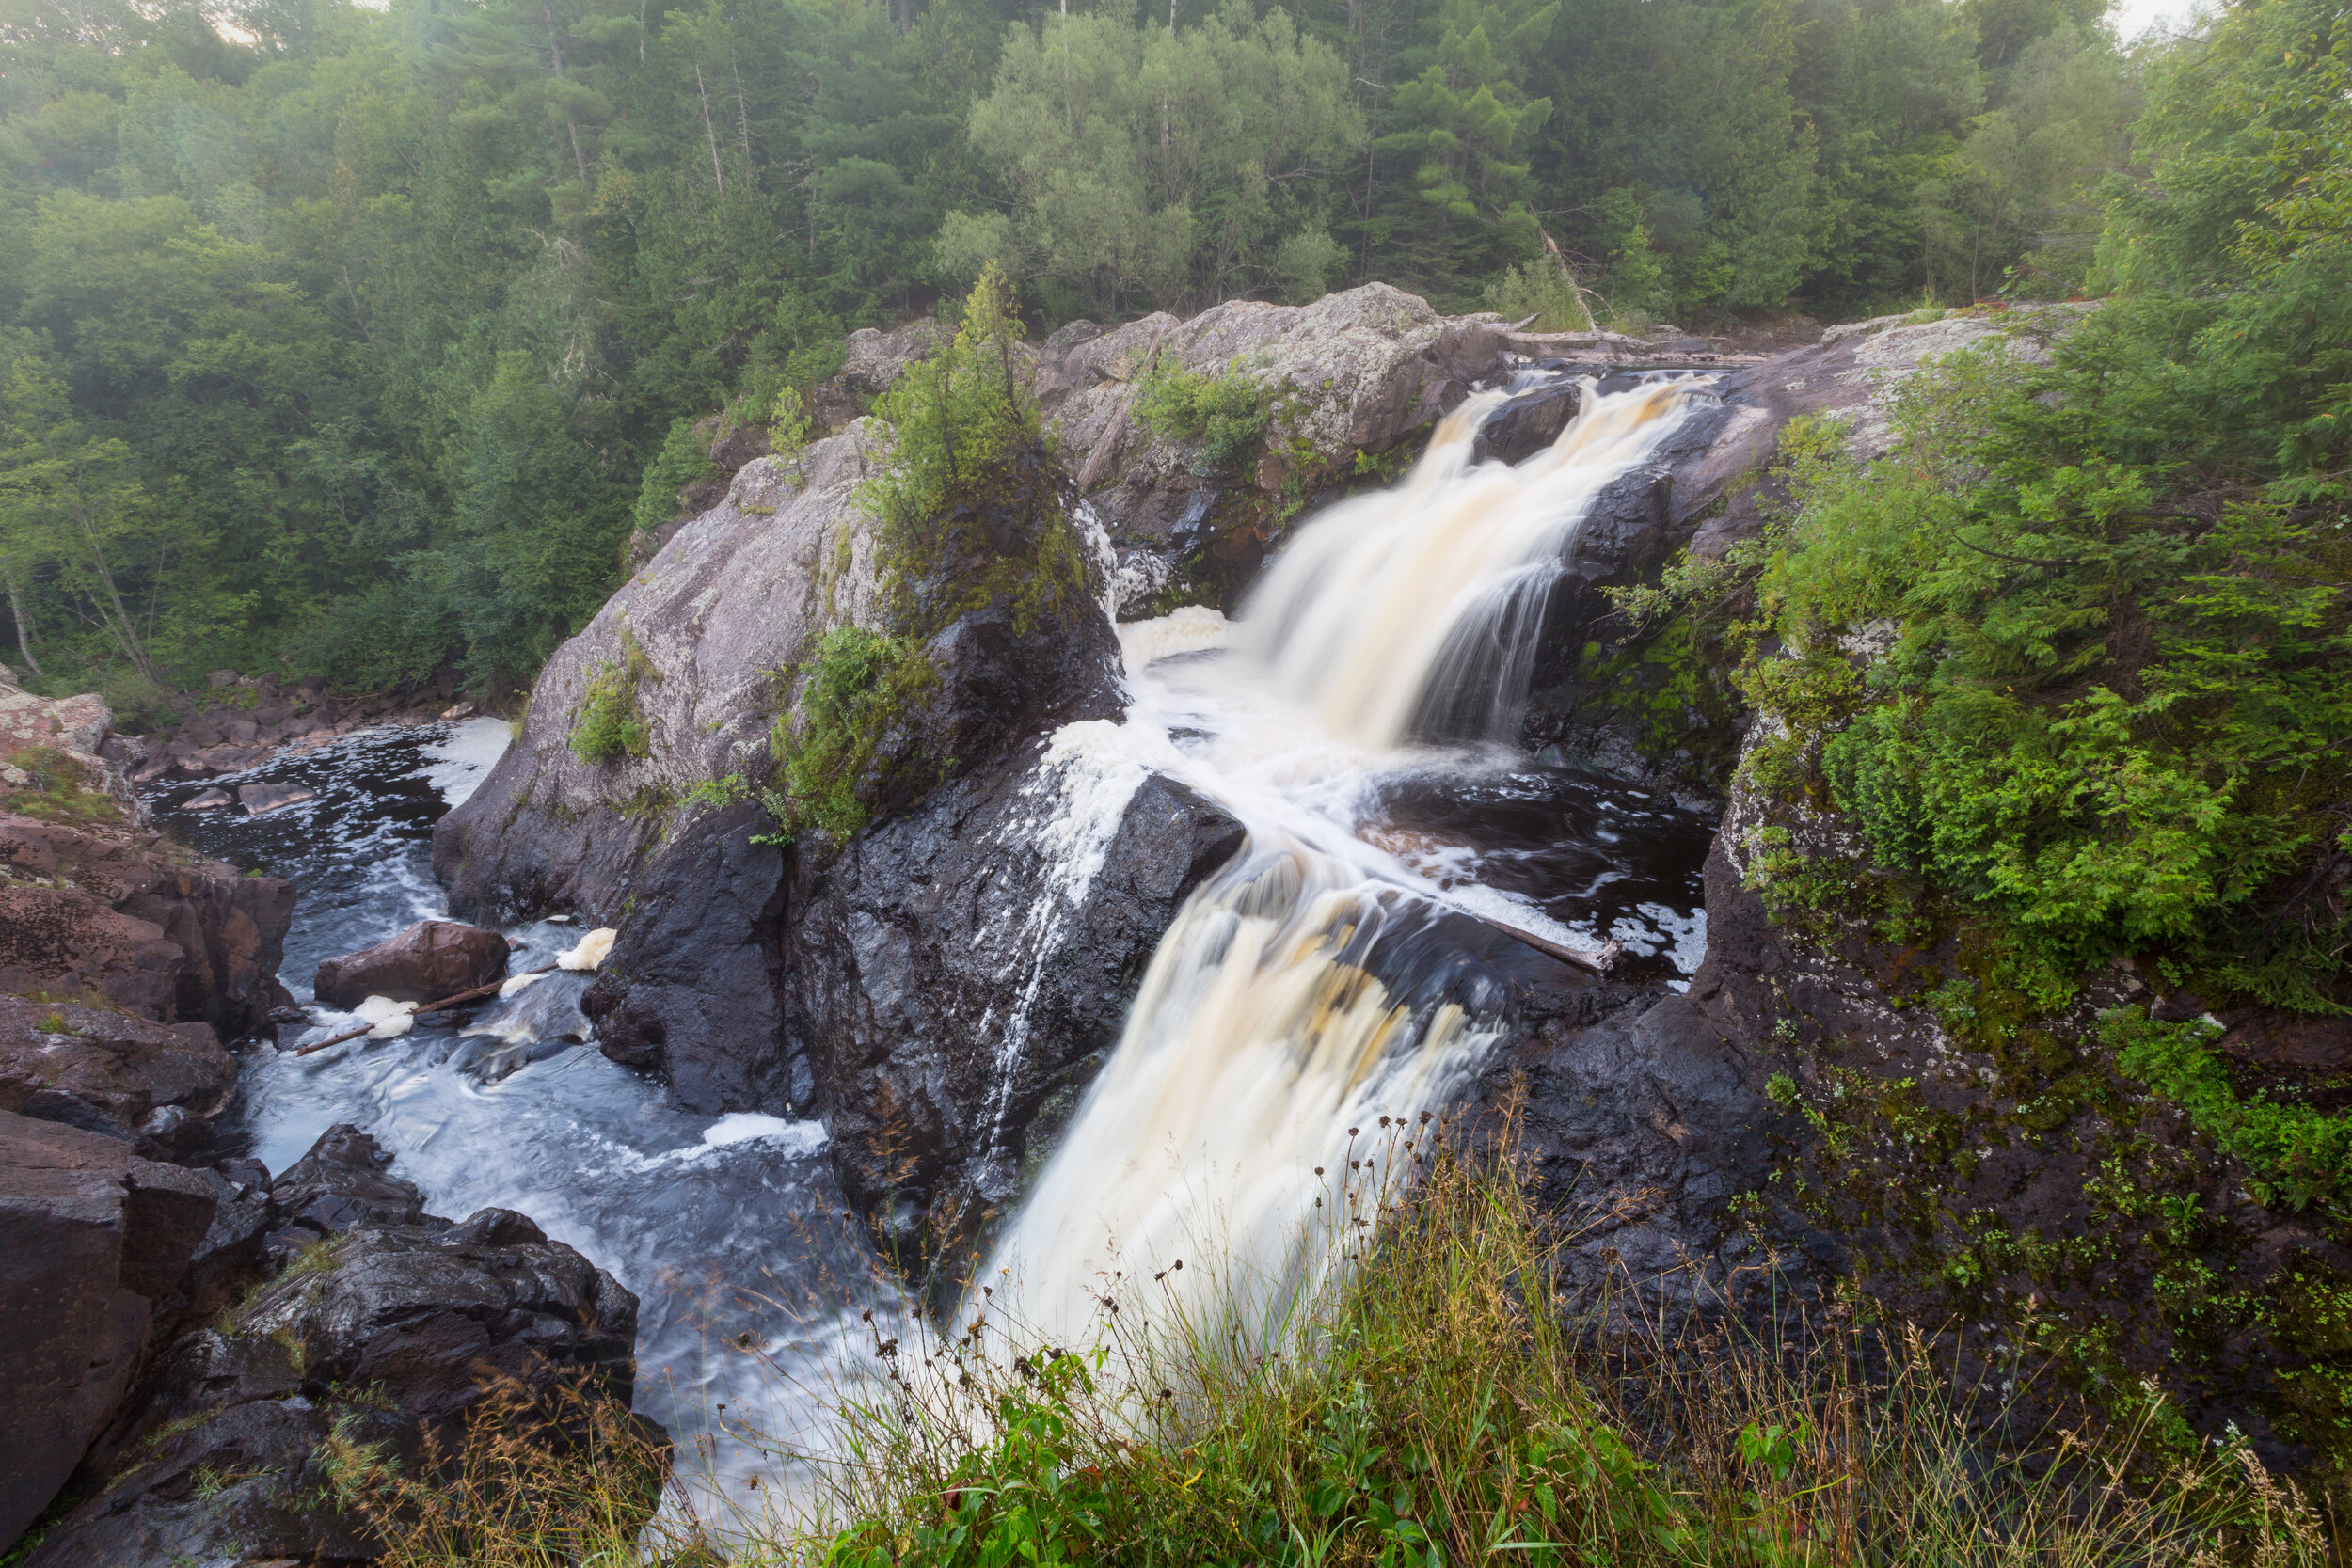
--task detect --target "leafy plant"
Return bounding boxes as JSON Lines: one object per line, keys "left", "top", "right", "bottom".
{"left": 2104, "top": 1006, "right": 2352, "bottom": 1215}
{"left": 567, "top": 666, "right": 649, "bottom": 766}
{"left": 768, "top": 626, "right": 933, "bottom": 841}
{"left": 1482, "top": 258, "right": 1594, "bottom": 332}
{"left": 1132, "top": 356, "right": 1272, "bottom": 473}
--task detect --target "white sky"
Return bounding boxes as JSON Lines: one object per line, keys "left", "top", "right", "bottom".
{"left": 2109, "top": 0, "right": 2204, "bottom": 43}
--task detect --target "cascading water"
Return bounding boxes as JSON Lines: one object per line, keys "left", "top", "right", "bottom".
{"left": 974, "top": 372, "right": 1719, "bottom": 1349}
{"left": 145, "top": 369, "right": 1719, "bottom": 1528}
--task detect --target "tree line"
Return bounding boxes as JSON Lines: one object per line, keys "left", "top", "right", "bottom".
{"left": 0, "top": 0, "right": 2161, "bottom": 701}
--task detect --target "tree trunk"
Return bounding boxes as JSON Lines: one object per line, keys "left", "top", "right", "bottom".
{"left": 64, "top": 478, "right": 155, "bottom": 684}
{"left": 695, "top": 65, "right": 727, "bottom": 194}
{"left": 731, "top": 54, "right": 754, "bottom": 160}
{"left": 543, "top": 8, "right": 593, "bottom": 182}
{"left": 3, "top": 571, "right": 43, "bottom": 681}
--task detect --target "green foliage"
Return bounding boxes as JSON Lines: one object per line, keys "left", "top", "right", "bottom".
{"left": 1481, "top": 258, "right": 1593, "bottom": 332}
{"left": 631, "top": 419, "right": 719, "bottom": 538}
{"left": 859, "top": 268, "right": 1090, "bottom": 636}
{"left": 568, "top": 663, "right": 650, "bottom": 766}
{"left": 1738, "top": 328, "right": 2352, "bottom": 1011}
{"left": 769, "top": 626, "right": 932, "bottom": 840}
{"left": 1131, "top": 356, "right": 1271, "bottom": 473}
{"left": 2104, "top": 1006, "right": 2352, "bottom": 1216}
{"left": 941, "top": 2, "right": 1362, "bottom": 315}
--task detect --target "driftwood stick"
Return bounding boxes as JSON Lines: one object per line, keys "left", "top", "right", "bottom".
{"left": 292, "top": 961, "right": 560, "bottom": 1057}
{"left": 1466, "top": 913, "right": 1619, "bottom": 974}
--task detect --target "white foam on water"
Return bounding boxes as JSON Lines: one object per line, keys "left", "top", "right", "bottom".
{"left": 423, "top": 714, "right": 513, "bottom": 806}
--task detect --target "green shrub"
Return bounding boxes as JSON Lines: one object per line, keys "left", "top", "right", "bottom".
{"left": 630, "top": 416, "right": 718, "bottom": 537}
{"left": 2105, "top": 1006, "right": 2352, "bottom": 1215}
{"left": 1735, "top": 340, "right": 2352, "bottom": 1012}
{"left": 1132, "top": 355, "right": 1272, "bottom": 473}
{"left": 567, "top": 665, "right": 649, "bottom": 766}
{"left": 767, "top": 626, "right": 934, "bottom": 840}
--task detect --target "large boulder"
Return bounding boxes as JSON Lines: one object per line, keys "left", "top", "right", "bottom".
{"left": 434, "top": 433, "right": 890, "bottom": 931}
{"left": 0, "top": 997, "right": 233, "bottom": 1158}
{"left": 23, "top": 1126, "right": 650, "bottom": 1568}
{"left": 583, "top": 796, "right": 793, "bottom": 1113}
{"left": 312, "top": 919, "right": 509, "bottom": 1008}
{"left": 0, "top": 1112, "right": 219, "bottom": 1552}
{"left": 0, "top": 816, "right": 295, "bottom": 1040}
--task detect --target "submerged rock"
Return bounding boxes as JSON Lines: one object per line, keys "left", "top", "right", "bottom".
{"left": 312, "top": 919, "right": 509, "bottom": 1009}
{"left": 234, "top": 781, "right": 316, "bottom": 815}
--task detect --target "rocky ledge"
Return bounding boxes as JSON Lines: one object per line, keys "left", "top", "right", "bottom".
{"left": 4, "top": 1117, "right": 651, "bottom": 1567}
{"left": 0, "top": 813, "right": 294, "bottom": 1043}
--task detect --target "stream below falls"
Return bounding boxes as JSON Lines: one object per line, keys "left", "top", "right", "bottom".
{"left": 145, "top": 370, "right": 1724, "bottom": 1527}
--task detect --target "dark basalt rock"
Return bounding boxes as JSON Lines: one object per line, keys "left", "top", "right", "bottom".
{"left": 1478, "top": 979, "right": 1826, "bottom": 1330}
{"left": 586, "top": 797, "right": 794, "bottom": 1113}
{"left": 267, "top": 1121, "right": 431, "bottom": 1237}
{"left": 313, "top": 919, "right": 509, "bottom": 1008}
{"left": 21, "top": 1125, "right": 652, "bottom": 1568}
{"left": 1471, "top": 380, "right": 1581, "bottom": 467}
{"left": 0, "top": 1112, "right": 220, "bottom": 1551}
{"left": 794, "top": 765, "right": 1246, "bottom": 1282}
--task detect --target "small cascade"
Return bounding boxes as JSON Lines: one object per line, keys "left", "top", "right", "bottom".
{"left": 974, "top": 372, "right": 1718, "bottom": 1349}
{"left": 1246, "top": 376, "right": 1710, "bottom": 750}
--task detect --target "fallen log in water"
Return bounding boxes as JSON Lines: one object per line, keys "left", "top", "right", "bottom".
{"left": 1463, "top": 911, "right": 1620, "bottom": 974}
{"left": 292, "top": 963, "right": 558, "bottom": 1056}
{"left": 292, "top": 927, "right": 618, "bottom": 1057}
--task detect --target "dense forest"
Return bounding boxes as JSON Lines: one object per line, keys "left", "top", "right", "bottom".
{"left": 0, "top": 0, "right": 2208, "bottom": 703}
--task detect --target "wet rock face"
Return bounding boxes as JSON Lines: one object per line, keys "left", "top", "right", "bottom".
{"left": 1477, "top": 978, "right": 1825, "bottom": 1332}
{"left": 0, "top": 997, "right": 232, "bottom": 1158}
{"left": 585, "top": 797, "right": 793, "bottom": 1113}
{"left": 313, "top": 919, "right": 509, "bottom": 1008}
{"left": 19, "top": 1125, "right": 649, "bottom": 1568}
{"left": 794, "top": 762, "right": 1245, "bottom": 1281}
{"left": 1470, "top": 380, "right": 1581, "bottom": 467}
{"left": 0, "top": 816, "right": 295, "bottom": 1041}
{"left": 0, "top": 1111, "right": 220, "bottom": 1552}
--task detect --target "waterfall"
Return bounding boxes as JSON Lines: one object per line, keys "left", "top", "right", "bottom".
{"left": 1246, "top": 375, "right": 1708, "bottom": 751}
{"left": 973, "top": 372, "right": 1716, "bottom": 1349}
